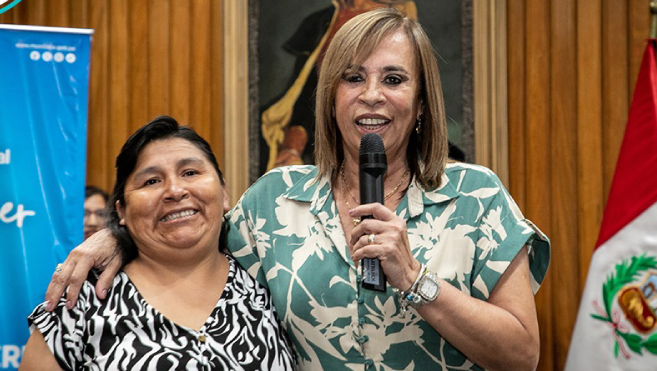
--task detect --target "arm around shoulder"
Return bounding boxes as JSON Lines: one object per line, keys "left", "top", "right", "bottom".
{"left": 44, "top": 228, "right": 121, "bottom": 310}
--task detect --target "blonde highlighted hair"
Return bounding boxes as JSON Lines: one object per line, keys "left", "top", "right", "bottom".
{"left": 314, "top": 7, "right": 448, "bottom": 189}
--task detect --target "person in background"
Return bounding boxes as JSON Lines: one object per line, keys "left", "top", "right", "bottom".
{"left": 44, "top": 8, "right": 550, "bottom": 371}
{"left": 20, "top": 117, "right": 295, "bottom": 370}
{"left": 83, "top": 186, "right": 109, "bottom": 241}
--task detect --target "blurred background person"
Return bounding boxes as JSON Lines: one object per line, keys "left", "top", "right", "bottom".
{"left": 83, "top": 186, "right": 109, "bottom": 241}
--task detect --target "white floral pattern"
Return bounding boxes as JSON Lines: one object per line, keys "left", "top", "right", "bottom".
{"left": 226, "top": 163, "right": 550, "bottom": 371}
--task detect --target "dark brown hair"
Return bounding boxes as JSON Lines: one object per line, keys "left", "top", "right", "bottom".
{"left": 108, "top": 115, "right": 227, "bottom": 264}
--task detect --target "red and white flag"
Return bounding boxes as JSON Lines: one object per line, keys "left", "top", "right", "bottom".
{"left": 564, "top": 40, "right": 657, "bottom": 370}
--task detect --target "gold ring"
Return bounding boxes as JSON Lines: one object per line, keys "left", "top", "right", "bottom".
{"left": 368, "top": 234, "right": 375, "bottom": 245}
{"left": 55, "top": 263, "right": 64, "bottom": 273}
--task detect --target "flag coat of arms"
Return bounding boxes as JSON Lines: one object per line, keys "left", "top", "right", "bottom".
{"left": 564, "top": 40, "right": 657, "bottom": 370}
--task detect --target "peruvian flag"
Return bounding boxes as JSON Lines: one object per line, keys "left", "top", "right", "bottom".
{"left": 564, "top": 40, "right": 657, "bottom": 369}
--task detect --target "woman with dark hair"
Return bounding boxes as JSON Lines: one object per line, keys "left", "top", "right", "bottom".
{"left": 20, "top": 116, "right": 295, "bottom": 370}
{"left": 83, "top": 186, "right": 109, "bottom": 241}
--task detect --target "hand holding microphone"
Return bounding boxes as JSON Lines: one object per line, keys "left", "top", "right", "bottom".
{"left": 351, "top": 133, "right": 420, "bottom": 293}
{"left": 358, "top": 133, "right": 388, "bottom": 292}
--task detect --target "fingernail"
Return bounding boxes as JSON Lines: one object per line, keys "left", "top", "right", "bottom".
{"left": 44, "top": 300, "right": 52, "bottom": 311}
{"left": 348, "top": 209, "right": 354, "bottom": 215}
{"left": 66, "top": 300, "right": 73, "bottom": 310}
{"left": 102, "top": 289, "right": 108, "bottom": 297}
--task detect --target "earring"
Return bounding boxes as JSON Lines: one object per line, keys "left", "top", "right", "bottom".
{"left": 415, "top": 118, "right": 422, "bottom": 135}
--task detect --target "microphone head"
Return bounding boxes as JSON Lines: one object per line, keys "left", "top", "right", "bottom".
{"left": 359, "top": 133, "right": 385, "bottom": 155}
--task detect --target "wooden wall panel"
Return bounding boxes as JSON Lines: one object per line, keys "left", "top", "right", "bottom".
{"left": 89, "top": 0, "right": 110, "bottom": 189}
{"left": 507, "top": 1, "right": 526, "bottom": 209}
{"left": 25, "top": 0, "right": 44, "bottom": 24}
{"left": 128, "top": 0, "right": 150, "bottom": 149}
{"left": 602, "top": 1, "right": 629, "bottom": 204}
{"left": 0, "top": 0, "right": 224, "bottom": 194}
{"left": 48, "top": 0, "right": 69, "bottom": 26}
{"left": 68, "top": 0, "right": 88, "bottom": 29}
{"left": 170, "top": 1, "right": 191, "bottom": 126}
{"left": 222, "top": 0, "right": 249, "bottom": 202}
{"left": 508, "top": 1, "right": 653, "bottom": 370}
{"left": 474, "top": 1, "right": 509, "bottom": 186}
{"left": 190, "top": 0, "right": 212, "bottom": 143}
{"left": 108, "top": 0, "right": 130, "bottom": 189}
{"left": 630, "top": 0, "right": 651, "bottom": 92}
{"left": 577, "top": 0, "right": 604, "bottom": 294}
{"left": 550, "top": 1, "right": 578, "bottom": 368}
{"left": 209, "top": 0, "right": 224, "bottom": 179}
{"left": 148, "top": 0, "right": 171, "bottom": 119}
{"left": 524, "top": 2, "right": 554, "bottom": 368}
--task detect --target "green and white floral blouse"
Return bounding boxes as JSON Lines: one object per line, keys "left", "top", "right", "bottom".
{"left": 226, "top": 163, "right": 550, "bottom": 371}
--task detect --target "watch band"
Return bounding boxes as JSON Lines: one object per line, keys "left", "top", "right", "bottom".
{"left": 396, "top": 264, "right": 440, "bottom": 316}
{"left": 410, "top": 271, "right": 440, "bottom": 308}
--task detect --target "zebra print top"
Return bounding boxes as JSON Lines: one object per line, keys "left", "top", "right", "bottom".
{"left": 28, "top": 255, "right": 296, "bottom": 370}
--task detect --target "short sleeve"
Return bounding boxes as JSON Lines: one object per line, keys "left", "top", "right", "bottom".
{"left": 524, "top": 219, "right": 551, "bottom": 292}
{"left": 467, "top": 172, "right": 551, "bottom": 300}
{"left": 27, "top": 288, "right": 90, "bottom": 370}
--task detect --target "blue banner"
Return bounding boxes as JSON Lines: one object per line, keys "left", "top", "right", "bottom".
{"left": 0, "top": 25, "right": 92, "bottom": 370}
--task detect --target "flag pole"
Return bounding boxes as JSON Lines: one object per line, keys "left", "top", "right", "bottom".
{"left": 651, "top": 1, "right": 657, "bottom": 38}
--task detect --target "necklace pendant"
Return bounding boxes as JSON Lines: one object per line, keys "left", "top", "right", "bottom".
{"left": 352, "top": 217, "right": 362, "bottom": 226}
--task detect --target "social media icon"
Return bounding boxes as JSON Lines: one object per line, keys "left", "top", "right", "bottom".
{"left": 42, "top": 51, "right": 53, "bottom": 62}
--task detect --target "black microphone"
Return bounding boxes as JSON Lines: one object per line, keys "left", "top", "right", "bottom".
{"left": 359, "top": 133, "right": 387, "bottom": 292}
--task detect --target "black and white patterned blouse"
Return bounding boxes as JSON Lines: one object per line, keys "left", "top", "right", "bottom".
{"left": 28, "top": 255, "right": 296, "bottom": 370}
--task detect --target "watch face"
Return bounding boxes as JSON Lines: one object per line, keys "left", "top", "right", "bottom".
{"left": 419, "top": 276, "right": 439, "bottom": 300}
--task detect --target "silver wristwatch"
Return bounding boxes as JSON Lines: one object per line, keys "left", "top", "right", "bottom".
{"left": 409, "top": 271, "right": 440, "bottom": 308}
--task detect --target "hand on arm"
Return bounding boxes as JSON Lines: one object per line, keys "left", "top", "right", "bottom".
{"left": 45, "top": 228, "right": 122, "bottom": 311}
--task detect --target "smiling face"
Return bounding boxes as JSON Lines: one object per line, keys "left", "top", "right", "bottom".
{"left": 334, "top": 28, "right": 422, "bottom": 164}
{"left": 116, "top": 138, "right": 228, "bottom": 257}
